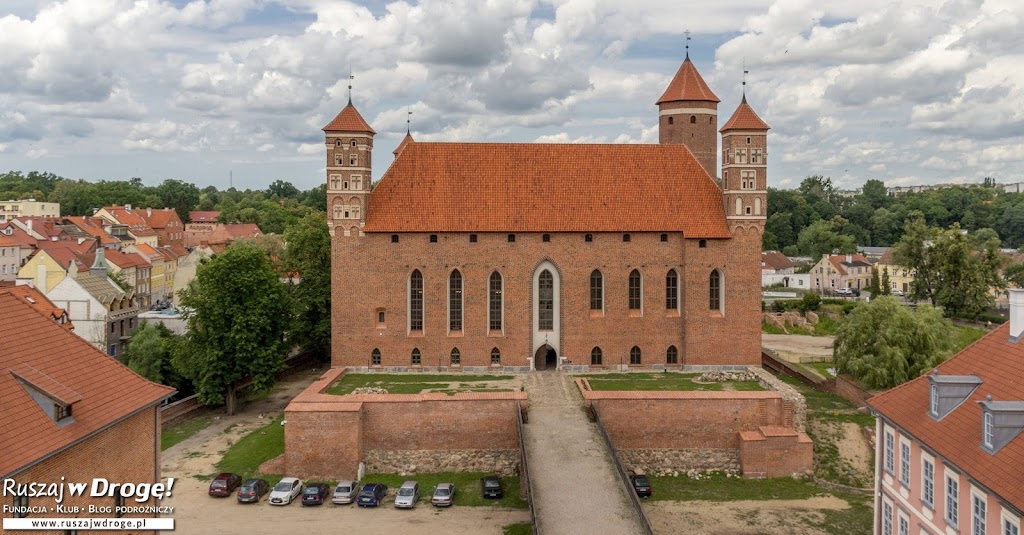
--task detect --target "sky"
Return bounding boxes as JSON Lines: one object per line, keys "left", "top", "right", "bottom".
{"left": 1, "top": 0, "right": 1022, "bottom": 192}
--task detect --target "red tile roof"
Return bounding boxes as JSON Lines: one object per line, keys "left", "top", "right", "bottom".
{"left": 827, "top": 254, "right": 871, "bottom": 275}
{"left": 1, "top": 225, "right": 39, "bottom": 249}
{"left": 82, "top": 249, "right": 148, "bottom": 270}
{"left": 0, "top": 291, "right": 173, "bottom": 476}
{"left": 761, "top": 251, "right": 795, "bottom": 271}
{"left": 363, "top": 142, "right": 732, "bottom": 237}
{"left": 14, "top": 217, "right": 64, "bottom": 240}
{"left": 720, "top": 99, "right": 770, "bottom": 131}
{"left": 63, "top": 216, "right": 119, "bottom": 247}
{"left": 323, "top": 102, "right": 376, "bottom": 134}
{"left": 656, "top": 58, "right": 720, "bottom": 104}
{"left": 100, "top": 206, "right": 158, "bottom": 236}
{"left": 222, "top": 224, "right": 263, "bottom": 239}
{"left": 36, "top": 246, "right": 87, "bottom": 271}
{"left": 3, "top": 285, "right": 73, "bottom": 330}
{"left": 137, "top": 208, "right": 182, "bottom": 230}
{"left": 393, "top": 132, "right": 414, "bottom": 156}
{"left": 36, "top": 237, "right": 96, "bottom": 256}
{"left": 189, "top": 211, "right": 220, "bottom": 223}
{"left": 867, "top": 323, "right": 1024, "bottom": 510}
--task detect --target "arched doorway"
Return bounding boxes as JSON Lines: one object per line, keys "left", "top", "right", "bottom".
{"left": 534, "top": 344, "right": 558, "bottom": 371}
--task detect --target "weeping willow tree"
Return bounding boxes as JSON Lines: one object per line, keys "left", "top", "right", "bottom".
{"left": 833, "top": 296, "right": 954, "bottom": 389}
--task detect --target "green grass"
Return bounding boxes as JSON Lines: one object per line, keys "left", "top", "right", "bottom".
{"left": 647, "top": 472, "right": 824, "bottom": 502}
{"left": 161, "top": 415, "right": 213, "bottom": 451}
{"left": 216, "top": 417, "right": 285, "bottom": 485}
{"left": 361, "top": 472, "right": 528, "bottom": 508}
{"left": 761, "top": 321, "right": 787, "bottom": 335}
{"left": 580, "top": 373, "right": 764, "bottom": 392}
{"left": 327, "top": 374, "right": 511, "bottom": 395}
{"left": 951, "top": 324, "right": 987, "bottom": 353}
{"left": 502, "top": 523, "right": 533, "bottom": 535}
{"left": 814, "top": 493, "right": 873, "bottom": 535}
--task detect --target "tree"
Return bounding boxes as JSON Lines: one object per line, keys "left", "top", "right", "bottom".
{"left": 267, "top": 180, "right": 299, "bottom": 199}
{"left": 834, "top": 296, "right": 955, "bottom": 389}
{"left": 797, "top": 216, "right": 857, "bottom": 260}
{"left": 1006, "top": 263, "right": 1024, "bottom": 288}
{"left": 108, "top": 269, "right": 133, "bottom": 292}
{"left": 155, "top": 179, "right": 201, "bottom": 223}
{"left": 893, "top": 211, "right": 939, "bottom": 304}
{"left": 867, "top": 266, "right": 881, "bottom": 296}
{"left": 283, "top": 212, "right": 332, "bottom": 360}
{"left": 860, "top": 179, "right": 889, "bottom": 210}
{"left": 176, "top": 242, "right": 289, "bottom": 414}
{"left": 123, "top": 323, "right": 168, "bottom": 383}
{"left": 880, "top": 267, "right": 892, "bottom": 295}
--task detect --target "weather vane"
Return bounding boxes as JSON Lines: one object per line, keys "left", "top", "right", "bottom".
{"left": 347, "top": 66, "right": 354, "bottom": 104}
{"left": 685, "top": 30, "right": 691, "bottom": 59}
{"left": 407, "top": 107, "right": 412, "bottom": 135}
{"left": 742, "top": 58, "right": 749, "bottom": 102}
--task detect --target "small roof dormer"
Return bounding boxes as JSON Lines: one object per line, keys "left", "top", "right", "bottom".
{"left": 979, "top": 395, "right": 1024, "bottom": 454}
{"left": 10, "top": 363, "right": 82, "bottom": 427}
{"left": 928, "top": 370, "right": 982, "bottom": 421}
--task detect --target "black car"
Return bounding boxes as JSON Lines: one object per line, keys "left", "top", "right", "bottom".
{"left": 301, "top": 483, "right": 330, "bottom": 506}
{"left": 237, "top": 478, "right": 269, "bottom": 503}
{"left": 480, "top": 475, "right": 504, "bottom": 499}
{"left": 356, "top": 483, "right": 388, "bottom": 507}
{"left": 629, "top": 474, "right": 652, "bottom": 498}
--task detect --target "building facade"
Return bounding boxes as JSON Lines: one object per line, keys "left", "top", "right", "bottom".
{"left": 0, "top": 199, "right": 60, "bottom": 221}
{"left": 866, "top": 289, "right": 1024, "bottom": 535}
{"left": 330, "top": 53, "right": 768, "bottom": 371}
{"left": 810, "top": 253, "right": 873, "bottom": 292}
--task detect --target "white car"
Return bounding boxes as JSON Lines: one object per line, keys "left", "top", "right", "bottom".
{"left": 269, "top": 477, "right": 303, "bottom": 506}
{"left": 891, "top": 289, "right": 904, "bottom": 296}
{"left": 394, "top": 481, "right": 419, "bottom": 509}
{"left": 332, "top": 480, "right": 360, "bottom": 505}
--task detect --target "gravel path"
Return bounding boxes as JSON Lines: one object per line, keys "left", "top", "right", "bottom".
{"left": 522, "top": 372, "right": 645, "bottom": 535}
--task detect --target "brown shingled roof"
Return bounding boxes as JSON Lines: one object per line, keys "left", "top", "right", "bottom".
{"left": 323, "top": 102, "right": 376, "bottom": 134}
{"left": 137, "top": 208, "right": 182, "bottom": 230}
{"left": 363, "top": 142, "right": 731, "bottom": 237}
{"left": 99, "top": 206, "right": 158, "bottom": 237}
{"left": 867, "top": 323, "right": 1024, "bottom": 510}
{"left": 393, "top": 132, "right": 414, "bottom": 156}
{"left": 0, "top": 291, "right": 173, "bottom": 477}
{"left": 720, "top": 99, "right": 770, "bottom": 131}
{"left": 761, "top": 251, "right": 795, "bottom": 271}
{"left": 3, "top": 285, "right": 74, "bottom": 330}
{"left": 656, "top": 58, "right": 720, "bottom": 104}
{"left": 63, "top": 216, "right": 119, "bottom": 247}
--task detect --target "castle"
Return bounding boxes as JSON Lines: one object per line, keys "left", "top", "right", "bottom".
{"left": 325, "top": 51, "right": 769, "bottom": 371}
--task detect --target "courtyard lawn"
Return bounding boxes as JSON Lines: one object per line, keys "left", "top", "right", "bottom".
{"left": 361, "top": 472, "right": 528, "bottom": 509}
{"left": 161, "top": 415, "right": 213, "bottom": 450}
{"left": 216, "top": 416, "right": 285, "bottom": 486}
{"left": 327, "top": 373, "right": 515, "bottom": 395}
{"left": 580, "top": 372, "right": 764, "bottom": 392}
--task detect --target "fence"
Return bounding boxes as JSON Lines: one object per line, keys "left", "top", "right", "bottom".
{"left": 591, "top": 405, "right": 655, "bottom": 535}
{"left": 517, "top": 401, "right": 540, "bottom": 535}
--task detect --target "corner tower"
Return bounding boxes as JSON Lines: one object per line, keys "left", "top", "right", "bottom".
{"left": 657, "top": 51, "right": 720, "bottom": 177}
{"left": 324, "top": 100, "right": 375, "bottom": 238}
{"left": 720, "top": 95, "right": 769, "bottom": 230}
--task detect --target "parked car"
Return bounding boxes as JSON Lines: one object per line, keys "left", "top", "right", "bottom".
{"left": 891, "top": 289, "right": 904, "bottom": 296}
{"left": 394, "top": 481, "right": 419, "bottom": 509}
{"left": 208, "top": 473, "right": 242, "bottom": 497}
{"left": 480, "top": 475, "right": 504, "bottom": 499}
{"left": 356, "top": 483, "right": 388, "bottom": 507}
{"left": 268, "top": 477, "right": 303, "bottom": 506}
{"left": 834, "top": 287, "right": 854, "bottom": 296}
{"left": 332, "top": 480, "right": 360, "bottom": 505}
{"left": 236, "top": 478, "right": 269, "bottom": 503}
{"left": 629, "top": 472, "right": 652, "bottom": 498}
{"left": 432, "top": 483, "right": 455, "bottom": 507}
{"left": 302, "top": 482, "right": 330, "bottom": 506}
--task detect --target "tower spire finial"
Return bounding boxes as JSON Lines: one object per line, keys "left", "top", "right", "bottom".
{"left": 742, "top": 58, "right": 749, "bottom": 104}
{"left": 347, "top": 65, "right": 354, "bottom": 105}
{"left": 685, "top": 30, "right": 691, "bottom": 60}
{"left": 407, "top": 107, "right": 412, "bottom": 135}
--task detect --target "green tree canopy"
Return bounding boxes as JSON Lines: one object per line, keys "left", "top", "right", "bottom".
{"left": 175, "top": 241, "right": 289, "bottom": 414}
{"left": 797, "top": 216, "right": 857, "bottom": 260}
{"left": 834, "top": 296, "right": 955, "bottom": 389}
{"left": 124, "top": 323, "right": 167, "bottom": 383}
{"left": 283, "top": 212, "right": 332, "bottom": 360}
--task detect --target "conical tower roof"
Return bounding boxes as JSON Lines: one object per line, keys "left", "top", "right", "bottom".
{"left": 656, "top": 58, "right": 720, "bottom": 104}
{"left": 323, "top": 101, "right": 376, "bottom": 134}
{"left": 393, "top": 132, "right": 414, "bottom": 157}
{"left": 720, "top": 98, "right": 770, "bottom": 132}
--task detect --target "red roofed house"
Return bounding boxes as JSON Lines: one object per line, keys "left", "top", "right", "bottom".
{"left": 809, "top": 253, "right": 873, "bottom": 293}
{"left": 83, "top": 248, "right": 152, "bottom": 309}
{"left": 761, "top": 251, "right": 796, "bottom": 275}
{"left": 4, "top": 284, "right": 74, "bottom": 330}
{"left": 94, "top": 205, "right": 160, "bottom": 248}
{"left": 188, "top": 211, "right": 220, "bottom": 223}
{"left": 866, "top": 289, "right": 1024, "bottom": 535}
{"left": 328, "top": 50, "right": 769, "bottom": 370}
{"left": 136, "top": 207, "right": 185, "bottom": 248}
{"left": 0, "top": 289, "right": 173, "bottom": 528}
{"left": 0, "top": 233, "right": 18, "bottom": 281}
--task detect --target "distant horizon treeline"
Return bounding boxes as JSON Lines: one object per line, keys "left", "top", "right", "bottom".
{"left": 0, "top": 171, "right": 327, "bottom": 234}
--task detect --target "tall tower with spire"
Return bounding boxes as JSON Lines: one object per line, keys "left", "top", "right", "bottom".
{"left": 657, "top": 37, "right": 720, "bottom": 178}
{"left": 323, "top": 98, "right": 375, "bottom": 238}
{"left": 720, "top": 89, "right": 769, "bottom": 230}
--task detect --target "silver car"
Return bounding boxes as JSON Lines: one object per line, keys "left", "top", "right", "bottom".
{"left": 393, "top": 481, "right": 419, "bottom": 509}
{"left": 432, "top": 482, "right": 455, "bottom": 507}
{"left": 332, "top": 480, "right": 359, "bottom": 505}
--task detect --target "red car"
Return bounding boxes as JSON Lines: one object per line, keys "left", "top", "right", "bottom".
{"left": 208, "top": 473, "right": 242, "bottom": 497}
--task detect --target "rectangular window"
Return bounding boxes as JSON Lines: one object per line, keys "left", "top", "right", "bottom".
{"left": 54, "top": 403, "right": 71, "bottom": 421}
{"left": 883, "top": 500, "right": 893, "bottom": 535}
{"left": 973, "top": 495, "right": 986, "bottom": 535}
{"left": 469, "top": 234, "right": 477, "bottom": 243}
{"left": 109, "top": 344, "right": 117, "bottom": 356}
{"left": 946, "top": 474, "right": 959, "bottom": 527}
{"left": 542, "top": 234, "right": 550, "bottom": 242}
{"left": 410, "top": 272, "right": 423, "bottom": 332}
{"left": 430, "top": 234, "right": 438, "bottom": 243}
{"left": 735, "top": 148, "right": 747, "bottom": 164}
{"left": 378, "top": 311, "right": 385, "bottom": 324}
{"left": 666, "top": 271, "right": 678, "bottom": 310}
{"left": 629, "top": 271, "right": 642, "bottom": 310}
{"left": 923, "top": 458, "right": 934, "bottom": 507}
{"left": 507, "top": 234, "right": 515, "bottom": 243}
{"left": 984, "top": 412, "right": 994, "bottom": 449}
{"left": 884, "top": 430, "right": 894, "bottom": 475}
{"left": 1006, "top": 519, "right": 1020, "bottom": 535}
{"left": 751, "top": 148, "right": 762, "bottom": 163}
{"left": 590, "top": 271, "right": 603, "bottom": 311}
{"left": 14, "top": 494, "right": 29, "bottom": 518}
{"left": 898, "top": 513, "right": 909, "bottom": 535}
{"left": 900, "top": 442, "right": 910, "bottom": 487}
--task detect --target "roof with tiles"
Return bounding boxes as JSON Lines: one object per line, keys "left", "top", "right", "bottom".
{"left": 656, "top": 57, "right": 720, "bottom": 104}
{"left": 826, "top": 254, "right": 871, "bottom": 276}
{"left": 82, "top": 249, "right": 148, "bottom": 270}
{"left": 322, "top": 101, "right": 376, "bottom": 134}
{"left": 867, "top": 322, "right": 1024, "bottom": 511}
{"left": 0, "top": 291, "right": 173, "bottom": 477}
{"left": 364, "top": 142, "right": 732, "bottom": 237}
{"left": 393, "top": 132, "right": 414, "bottom": 156}
{"left": 0, "top": 224, "right": 37, "bottom": 249}
{"left": 14, "top": 216, "right": 64, "bottom": 240}
{"left": 761, "top": 251, "right": 796, "bottom": 271}
{"left": 99, "top": 206, "right": 158, "bottom": 236}
{"left": 132, "top": 243, "right": 165, "bottom": 262}
{"left": 72, "top": 269, "right": 127, "bottom": 304}
{"left": 136, "top": 208, "right": 182, "bottom": 230}
{"left": 64, "top": 216, "right": 120, "bottom": 246}
{"left": 189, "top": 211, "right": 220, "bottom": 223}
{"left": 36, "top": 237, "right": 96, "bottom": 256}
{"left": 3, "top": 285, "right": 73, "bottom": 330}
{"left": 720, "top": 98, "right": 770, "bottom": 132}
{"left": 38, "top": 246, "right": 87, "bottom": 271}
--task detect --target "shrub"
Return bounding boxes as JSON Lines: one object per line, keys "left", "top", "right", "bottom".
{"left": 799, "top": 293, "right": 821, "bottom": 312}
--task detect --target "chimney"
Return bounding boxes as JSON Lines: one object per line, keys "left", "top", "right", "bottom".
{"left": 147, "top": 208, "right": 152, "bottom": 217}
{"left": 1010, "top": 289, "right": 1024, "bottom": 341}
{"left": 36, "top": 264, "right": 47, "bottom": 293}
{"left": 846, "top": 254, "right": 852, "bottom": 263}
{"left": 125, "top": 204, "right": 132, "bottom": 212}
{"left": 27, "top": 219, "right": 32, "bottom": 232}
{"left": 67, "top": 260, "right": 78, "bottom": 279}
{"left": 78, "top": 237, "right": 85, "bottom": 245}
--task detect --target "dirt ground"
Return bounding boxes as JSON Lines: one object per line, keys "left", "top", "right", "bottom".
{"left": 762, "top": 334, "right": 835, "bottom": 362}
{"left": 646, "top": 496, "right": 851, "bottom": 535}
{"left": 160, "top": 368, "right": 530, "bottom": 534}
